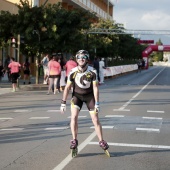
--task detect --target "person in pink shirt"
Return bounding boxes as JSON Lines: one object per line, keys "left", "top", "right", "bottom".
{"left": 64, "top": 56, "right": 77, "bottom": 83}
{"left": 8, "top": 57, "right": 21, "bottom": 92}
{"left": 47, "top": 56, "right": 61, "bottom": 94}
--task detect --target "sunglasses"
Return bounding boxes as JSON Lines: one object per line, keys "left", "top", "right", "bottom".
{"left": 77, "top": 55, "right": 87, "bottom": 59}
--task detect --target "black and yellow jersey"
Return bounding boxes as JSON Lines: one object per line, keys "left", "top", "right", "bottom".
{"left": 67, "top": 66, "right": 98, "bottom": 95}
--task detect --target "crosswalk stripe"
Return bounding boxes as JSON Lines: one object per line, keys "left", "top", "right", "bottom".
{"left": 29, "top": 117, "right": 50, "bottom": 119}
{"left": 47, "top": 110, "right": 60, "bottom": 112}
{"left": 90, "top": 126, "right": 114, "bottom": 129}
{"left": 45, "top": 127, "right": 69, "bottom": 130}
{"left": 0, "top": 128, "right": 24, "bottom": 131}
{"left": 14, "top": 110, "right": 31, "bottom": 112}
{"left": 105, "top": 115, "right": 124, "bottom": 117}
{"left": 67, "top": 116, "right": 87, "bottom": 118}
{"left": 136, "top": 128, "right": 160, "bottom": 132}
{"left": 142, "top": 117, "right": 162, "bottom": 120}
{"left": 147, "top": 110, "right": 164, "bottom": 113}
{"left": 0, "top": 118, "right": 13, "bottom": 120}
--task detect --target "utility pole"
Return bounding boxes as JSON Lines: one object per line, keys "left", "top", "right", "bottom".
{"left": 33, "top": 30, "right": 40, "bottom": 85}
{"left": 107, "top": 0, "right": 109, "bottom": 19}
{"left": 17, "top": 34, "right": 20, "bottom": 88}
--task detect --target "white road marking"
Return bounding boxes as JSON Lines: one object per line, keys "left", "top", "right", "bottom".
{"left": 105, "top": 115, "right": 124, "bottom": 117}
{"left": 142, "top": 117, "right": 162, "bottom": 120}
{"left": 0, "top": 118, "right": 13, "bottom": 120}
{"left": 147, "top": 110, "right": 165, "bottom": 113}
{"left": 14, "top": 110, "right": 31, "bottom": 112}
{"left": 81, "top": 110, "right": 89, "bottom": 111}
{"left": 89, "top": 142, "right": 170, "bottom": 149}
{"left": 47, "top": 110, "right": 60, "bottom": 112}
{"left": 52, "top": 131, "right": 96, "bottom": 170}
{"left": 67, "top": 116, "right": 87, "bottom": 118}
{"left": 113, "top": 109, "right": 130, "bottom": 111}
{"left": 118, "top": 67, "right": 165, "bottom": 110}
{"left": 29, "top": 117, "right": 50, "bottom": 119}
{"left": 0, "top": 128, "right": 24, "bottom": 131}
{"left": 45, "top": 127, "right": 69, "bottom": 130}
{"left": 90, "top": 126, "right": 114, "bottom": 129}
{"left": 136, "top": 128, "right": 160, "bottom": 132}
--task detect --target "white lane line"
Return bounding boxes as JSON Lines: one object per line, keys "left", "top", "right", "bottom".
{"left": 118, "top": 67, "right": 165, "bottom": 110}
{"left": 52, "top": 131, "right": 96, "bottom": 170}
{"left": 89, "top": 142, "right": 170, "bottom": 149}
{"left": 47, "top": 110, "right": 60, "bottom": 112}
{"left": 0, "top": 118, "right": 13, "bottom": 120}
{"left": 67, "top": 116, "right": 87, "bottom": 118}
{"left": 105, "top": 115, "right": 124, "bottom": 118}
{"left": 90, "top": 126, "right": 114, "bottom": 129}
{"left": 136, "top": 128, "right": 160, "bottom": 132}
{"left": 142, "top": 117, "right": 162, "bottom": 120}
{"left": 0, "top": 128, "right": 24, "bottom": 131}
{"left": 45, "top": 127, "right": 69, "bottom": 130}
{"left": 147, "top": 110, "right": 164, "bottom": 113}
{"left": 29, "top": 117, "right": 50, "bottom": 119}
{"left": 113, "top": 109, "right": 130, "bottom": 111}
{"left": 14, "top": 110, "right": 31, "bottom": 112}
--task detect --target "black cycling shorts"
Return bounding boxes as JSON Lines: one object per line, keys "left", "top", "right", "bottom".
{"left": 71, "top": 92, "right": 95, "bottom": 111}
{"left": 11, "top": 73, "right": 19, "bottom": 83}
{"left": 24, "top": 70, "right": 30, "bottom": 75}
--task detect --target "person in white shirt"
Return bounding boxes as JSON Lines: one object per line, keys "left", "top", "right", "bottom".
{"left": 99, "top": 58, "right": 105, "bottom": 84}
{"left": 41, "top": 54, "right": 49, "bottom": 84}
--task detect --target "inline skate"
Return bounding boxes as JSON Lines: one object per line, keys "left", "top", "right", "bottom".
{"left": 70, "top": 139, "right": 78, "bottom": 157}
{"left": 99, "top": 140, "right": 110, "bottom": 157}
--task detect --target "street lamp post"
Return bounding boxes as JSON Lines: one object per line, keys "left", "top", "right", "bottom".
{"left": 33, "top": 30, "right": 40, "bottom": 84}
{"left": 17, "top": 34, "right": 20, "bottom": 88}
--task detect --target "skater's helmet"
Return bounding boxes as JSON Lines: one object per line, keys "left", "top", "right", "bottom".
{"left": 76, "top": 50, "right": 89, "bottom": 60}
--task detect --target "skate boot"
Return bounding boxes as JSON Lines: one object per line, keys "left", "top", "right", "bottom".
{"left": 70, "top": 139, "right": 78, "bottom": 157}
{"left": 99, "top": 140, "right": 110, "bottom": 157}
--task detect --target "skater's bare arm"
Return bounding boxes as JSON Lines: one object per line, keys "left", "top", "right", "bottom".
{"left": 93, "top": 82, "right": 99, "bottom": 103}
{"left": 62, "top": 82, "right": 72, "bottom": 101}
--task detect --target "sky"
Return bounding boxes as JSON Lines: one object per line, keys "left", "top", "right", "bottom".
{"left": 110, "top": 0, "right": 170, "bottom": 44}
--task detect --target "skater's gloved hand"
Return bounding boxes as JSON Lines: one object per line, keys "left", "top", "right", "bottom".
{"left": 95, "top": 102, "right": 100, "bottom": 113}
{"left": 60, "top": 100, "right": 66, "bottom": 113}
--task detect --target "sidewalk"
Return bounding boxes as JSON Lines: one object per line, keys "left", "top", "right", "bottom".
{"left": 0, "top": 76, "right": 48, "bottom": 94}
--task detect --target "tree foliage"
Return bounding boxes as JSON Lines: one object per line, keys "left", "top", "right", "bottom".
{"left": 0, "top": 0, "right": 148, "bottom": 65}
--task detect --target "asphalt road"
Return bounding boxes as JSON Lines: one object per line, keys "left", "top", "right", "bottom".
{"left": 0, "top": 65, "right": 170, "bottom": 170}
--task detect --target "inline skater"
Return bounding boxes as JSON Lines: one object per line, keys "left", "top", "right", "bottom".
{"left": 60, "top": 50, "right": 109, "bottom": 157}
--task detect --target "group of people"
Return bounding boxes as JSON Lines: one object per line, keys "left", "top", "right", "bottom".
{"left": 41, "top": 53, "right": 106, "bottom": 95}
{"left": 0, "top": 55, "right": 31, "bottom": 91}
{"left": 41, "top": 53, "right": 77, "bottom": 95}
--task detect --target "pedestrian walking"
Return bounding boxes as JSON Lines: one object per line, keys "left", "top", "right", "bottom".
{"left": 8, "top": 57, "right": 21, "bottom": 92}
{"left": 64, "top": 56, "right": 77, "bottom": 83}
{"left": 4, "top": 55, "right": 11, "bottom": 82}
{"left": 23, "top": 58, "right": 31, "bottom": 84}
{"left": 93, "top": 57, "right": 100, "bottom": 83}
{"left": 99, "top": 58, "right": 106, "bottom": 84}
{"left": 41, "top": 54, "right": 49, "bottom": 84}
{"left": 60, "top": 50, "right": 109, "bottom": 157}
{"left": 56, "top": 53, "right": 66, "bottom": 93}
{"left": 47, "top": 56, "right": 61, "bottom": 95}
{"left": 0, "top": 60, "right": 5, "bottom": 83}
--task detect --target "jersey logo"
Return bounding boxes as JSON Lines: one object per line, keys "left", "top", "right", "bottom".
{"left": 75, "top": 71, "right": 92, "bottom": 89}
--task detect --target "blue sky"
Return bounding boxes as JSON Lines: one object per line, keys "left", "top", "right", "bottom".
{"left": 110, "top": 0, "right": 170, "bottom": 44}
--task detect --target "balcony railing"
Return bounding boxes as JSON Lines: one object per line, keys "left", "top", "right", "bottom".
{"left": 71, "top": 0, "right": 113, "bottom": 20}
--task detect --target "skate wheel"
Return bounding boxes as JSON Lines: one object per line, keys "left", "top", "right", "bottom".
{"left": 104, "top": 150, "right": 110, "bottom": 157}
{"left": 71, "top": 148, "right": 78, "bottom": 157}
